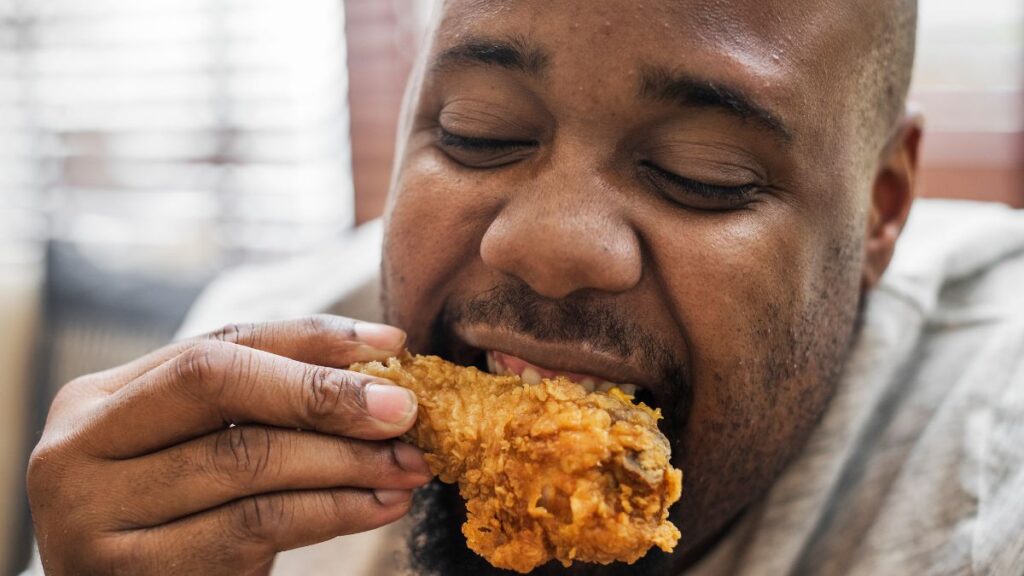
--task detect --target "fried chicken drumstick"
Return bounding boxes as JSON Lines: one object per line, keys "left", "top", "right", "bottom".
{"left": 350, "top": 353, "right": 682, "bottom": 573}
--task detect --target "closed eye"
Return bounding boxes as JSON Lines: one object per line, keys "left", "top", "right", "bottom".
{"left": 438, "top": 128, "right": 536, "bottom": 150}
{"left": 641, "top": 161, "right": 758, "bottom": 199}
{"left": 436, "top": 128, "right": 537, "bottom": 168}
{"left": 640, "top": 161, "right": 761, "bottom": 210}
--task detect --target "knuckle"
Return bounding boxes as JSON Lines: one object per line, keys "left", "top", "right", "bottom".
{"left": 176, "top": 342, "right": 217, "bottom": 384}
{"left": 208, "top": 426, "right": 276, "bottom": 485}
{"left": 62, "top": 374, "right": 92, "bottom": 394}
{"left": 303, "top": 314, "right": 355, "bottom": 339}
{"left": 302, "top": 367, "right": 362, "bottom": 423}
{"left": 232, "top": 493, "right": 289, "bottom": 543}
{"left": 330, "top": 438, "right": 361, "bottom": 470}
{"left": 25, "top": 441, "right": 62, "bottom": 498}
{"left": 301, "top": 315, "right": 332, "bottom": 338}
{"left": 25, "top": 437, "right": 84, "bottom": 503}
{"left": 316, "top": 490, "right": 347, "bottom": 522}
{"left": 175, "top": 342, "right": 232, "bottom": 400}
{"left": 211, "top": 320, "right": 274, "bottom": 351}
{"left": 333, "top": 440, "right": 390, "bottom": 475}
{"left": 208, "top": 322, "right": 245, "bottom": 344}
{"left": 49, "top": 375, "right": 93, "bottom": 412}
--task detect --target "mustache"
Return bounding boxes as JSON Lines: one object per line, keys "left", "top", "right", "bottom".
{"left": 436, "top": 281, "right": 688, "bottom": 390}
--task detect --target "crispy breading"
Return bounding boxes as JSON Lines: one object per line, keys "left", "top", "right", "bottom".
{"left": 351, "top": 353, "right": 682, "bottom": 573}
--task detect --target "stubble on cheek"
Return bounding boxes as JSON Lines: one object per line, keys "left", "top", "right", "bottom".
{"left": 673, "top": 230, "right": 865, "bottom": 547}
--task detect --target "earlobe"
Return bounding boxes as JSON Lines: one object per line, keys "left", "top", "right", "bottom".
{"left": 862, "top": 112, "right": 924, "bottom": 290}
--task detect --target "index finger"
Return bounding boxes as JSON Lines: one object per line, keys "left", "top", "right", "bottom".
{"left": 82, "top": 340, "right": 418, "bottom": 458}
{"left": 193, "top": 315, "right": 407, "bottom": 368}
{"left": 87, "top": 315, "right": 407, "bottom": 396}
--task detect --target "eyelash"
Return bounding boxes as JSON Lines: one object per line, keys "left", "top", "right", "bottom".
{"left": 438, "top": 128, "right": 535, "bottom": 151}
{"left": 639, "top": 161, "right": 758, "bottom": 200}
{"left": 437, "top": 128, "right": 759, "bottom": 202}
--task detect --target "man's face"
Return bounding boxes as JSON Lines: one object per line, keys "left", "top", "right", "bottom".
{"left": 381, "top": 0, "right": 884, "bottom": 572}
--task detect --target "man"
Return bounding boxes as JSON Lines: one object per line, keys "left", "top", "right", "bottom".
{"left": 24, "top": 1, "right": 1024, "bottom": 575}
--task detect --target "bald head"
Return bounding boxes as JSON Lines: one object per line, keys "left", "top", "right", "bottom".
{"left": 420, "top": 0, "right": 919, "bottom": 153}
{"left": 859, "top": 0, "right": 918, "bottom": 150}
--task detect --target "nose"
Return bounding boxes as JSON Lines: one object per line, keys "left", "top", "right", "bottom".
{"left": 479, "top": 175, "right": 642, "bottom": 300}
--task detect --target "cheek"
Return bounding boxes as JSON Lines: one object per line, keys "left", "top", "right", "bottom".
{"left": 648, "top": 204, "right": 811, "bottom": 362}
{"left": 382, "top": 150, "right": 500, "bottom": 349}
{"left": 645, "top": 202, "right": 858, "bottom": 519}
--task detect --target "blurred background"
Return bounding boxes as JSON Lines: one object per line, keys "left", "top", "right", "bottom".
{"left": 0, "top": 0, "right": 1020, "bottom": 573}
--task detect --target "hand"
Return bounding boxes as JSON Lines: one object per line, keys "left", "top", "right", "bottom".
{"left": 27, "top": 315, "right": 431, "bottom": 576}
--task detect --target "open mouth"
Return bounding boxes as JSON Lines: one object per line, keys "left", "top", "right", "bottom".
{"left": 479, "top": 349, "right": 660, "bottom": 410}
{"left": 486, "top": 350, "right": 640, "bottom": 396}
{"left": 439, "top": 323, "right": 667, "bottom": 411}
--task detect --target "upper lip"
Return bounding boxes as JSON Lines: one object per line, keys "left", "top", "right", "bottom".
{"left": 455, "top": 323, "right": 672, "bottom": 407}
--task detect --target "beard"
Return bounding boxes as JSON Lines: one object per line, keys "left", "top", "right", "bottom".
{"left": 400, "top": 296, "right": 867, "bottom": 576}
{"left": 399, "top": 280, "right": 689, "bottom": 575}
{"left": 424, "top": 280, "right": 692, "bottom": 428}
{"left": 392, "top": 233, "right": 866, "bottom": 575}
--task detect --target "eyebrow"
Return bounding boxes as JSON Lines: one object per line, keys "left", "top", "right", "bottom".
{"left": 433, "top": 35, "right": 550, "bottom": 77}
{"left": 433, "top": 36, "right": 792, "bottom": 142}
{"left": 640, "top": 67, "right": 793, "bottom": 142}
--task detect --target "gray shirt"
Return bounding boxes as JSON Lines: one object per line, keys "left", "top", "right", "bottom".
{"left": 24, "top": 200, "right": 1024, "bottom": 575}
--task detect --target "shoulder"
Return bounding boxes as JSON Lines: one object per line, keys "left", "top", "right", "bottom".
{"left": 879, "top": 199, "right": 1024, "bottom": 316}
{"left": 849, "top": 200, "right": 1024, "bottom": 573}
{"left": 742, "top": 200, "right": 1024, "bottom": 575}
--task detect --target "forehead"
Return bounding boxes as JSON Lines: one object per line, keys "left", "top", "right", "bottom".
{"left": 437, "top": 0, "right": 864, "bottom": 57}
{"left": 428, "top": 0, "right": 876, "bottom": 161}
{"left": 431, "top": 0, "right": 875, "bottom": 151}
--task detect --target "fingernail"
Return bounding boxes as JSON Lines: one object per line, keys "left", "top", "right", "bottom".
{"left": 365, "top": 384, "right": 416, "bottom": 425}
{"left": 393, "top": 442, "right": 431, "bottom": 475}
{"left": 374, "top": 489, "right": 412, "bottom": 506}
{"left": 354, "top": 322, "right": 406, "bottom": 352}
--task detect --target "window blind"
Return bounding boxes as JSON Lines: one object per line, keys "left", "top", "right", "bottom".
{"left": 0, "top": 0, "right": 353, "bottom": 277}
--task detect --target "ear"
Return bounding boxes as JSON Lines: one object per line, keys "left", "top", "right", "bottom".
{"left": 862, "top": 112, "right": 923, "bottom": 290}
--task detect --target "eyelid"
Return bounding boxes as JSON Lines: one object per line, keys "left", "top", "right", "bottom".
{"left": 643, "top": 140, "right": 768, "bottom": 183}
{"left": 437, "top": 127, "right": 537, "bottom": 150}
{"left": 435, "top": 127, "right": 537, "bottom": 169}
{"left": 438, "top": 96, "right": 547, "bottom": 138}
{"left": 640, "top": 162, "right": 761, "bottom": 211}
{"left": 641, "top": 161, "right": 757, "bottom": 196}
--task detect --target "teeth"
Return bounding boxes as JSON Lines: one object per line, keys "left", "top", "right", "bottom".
{"left": 488, "top": 351, "right": 645, "bottom": 398}
{"left": 521, "top": 367, "right": 542, "bottom": 385}
{"left": 486, "top": 351, "right": 510, "bottom": 376}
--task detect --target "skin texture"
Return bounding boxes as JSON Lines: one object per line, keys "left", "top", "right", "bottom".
{"left": 27, "top": 0, "right": 920, "bottom": 574}
{"left": 26, "top": 317, "right": 433, "bottom": 575}
{"left": 382, "top": 1, "right": 920, "bottom": 573}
